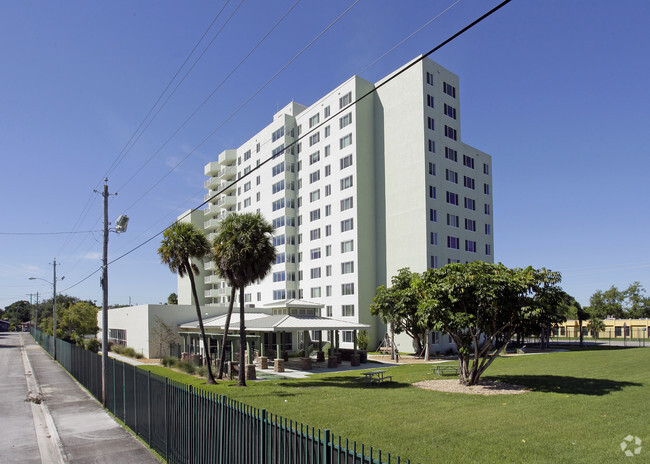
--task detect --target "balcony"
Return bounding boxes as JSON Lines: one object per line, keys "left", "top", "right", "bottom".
{"left": 204, "top": 274, "right": 222, "bottom": 285}
{"left": 204, "top": 218, "right": 221, "bottom": 231}
{"left": 204, "top": 289, "right": 221, "bottom": 299}
{"left": 204, "top": 205, "right": 220, "bottom": 217}
{"left": 217, "top": 149, "right": 237, "bottom": 166}
{"left": 204, "top": 260, "right": 215, "bottom": 271}
{"left": 220, "top": 180, "right": 236, "bottom": 194}
{"left": 204, "top": 176, "right": 221, "bottom": 190}
{"left": 216, "top": 195, "right": 236, "bottom": 209}
{"left": 218, "top": 165, "right": 237, "bottom": 181}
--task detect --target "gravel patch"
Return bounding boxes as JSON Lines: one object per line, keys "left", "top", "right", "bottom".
{"left": 414, "top": 379, "right": 529, "bottom": 395}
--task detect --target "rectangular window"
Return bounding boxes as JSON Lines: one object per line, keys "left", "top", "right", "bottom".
{"left": 340, "top": 197, "right": 353, "bottom": 211}
{"left": 272, "top": 126, "right": 285, "bottom": 142}
{"left": 272, "top": 162, "right": 285, "bottom": 177}
{"left": 446, "top": 191, "right": 459, "bottom": 206}
{"left": 243, "top": 149, "right": 251, "bottom": 161}
{"left": 324, "top": 125, "right": 330, "bottom": 138}
{"left": 341, "top": 261, "right": 354, "bottom": 274}
{"left": 309, "top": 133, "right": 320, "bottom": 146}
{"left": 325, "top": 244, "right": 332, "bottom": 256}
{"left": 428, "top": 162, "right": 436, "bottom": 175}
{"left": 465, "top": 218, "right": 476, "bottom": 231}
{"left": 340, "top": 112, "right": 352, "bottom": 129}
{"left": 443, "top": 82, "right": 456, "bottom": 98}
{"left": 324, "top": 145, "right": 331, "bottom": 157}
{"left": 272, "top": 180, "right": 284, "bottom": 194}
{"left": 272, "top": 144, "right": 284, "bottom": 158}
{"left": 426, "top": 72, "right": 434, "bottom": 85}
{"left": 464, "top": 197, "right": 476, "bottom": 211}
{"left": 430, "top": 255, "right": 438, "bottom": 269}
{"left": 272, "top": 198, "right": 285, "bottom": 211}
{"left": 429, "top": 209, "right": 437, "bottom": 222}
{"left": 326, "top": 265, "right": 332, "bottom": 277}
{"left": 485, "top": 224, "right": 491, "bottom": 235}
{"left": 325, "top": 285, "right": 332, "bottom": 297}
{"left": 444, "top": 103, "right": 457, "bottom": 119}
{"left": 341, "top": 218, "right": 354, "bottom": 232}
{"left": 446, "top": 169, "right": 458, "bottom": 184}
{"left": 309, "top": 114, "right": 320, "bottom": 128}
{"left": 309, "top": 209, "right": 321, "bottom": 222}
{"left": 311, "top": 287, "right": 321, "bottom": 298}
{"left": 272, "top": 216, "right": 286, "bottom": 230}
{"left": 428, "top": 139, "right": 436, "bottom": 153}
{"left": 447, "top": 236, "right": 460, "bottom": 249}
{"left": 483, "top": 163, "right": 490, "bottom": 175}
{"left": 324, "top": 106, "right": 330, "bottom": 118}
{"left": 445, "top": 147, "right": 458, "bottom": 162}
{"left": 340, "top": 154, "right": 353, "bottom": 170}
{"left": 309, "top": 151, "right": 320, "bottom": 165}
{"left": 243, "top": 197, "right": 251, "bottom": 207}
{"left": 447, "top": 214, "right": 459, "bottom": 227}
{"left": 310, "top": 189, "right": 320, "bottom": 202}
{"left": 325, "top": 165, "right": 331, "bottom": 176}
{"left": 325, "top": 224, "right": 332, "bottom": 236}
{"left": 429, "top": 186, "right": 436, "bottom": 199}
{"left": 484, "top": 183, "right": 490, "bottom": 195}
{"left": 463, "top": 155, "right": 474, "bottom": 169}
{"left": 310, "top": 248, "right": 321, "bottom": 260}
{"left": 310, "top": 267, "right": 321, "bottom": 279}
{"left": 341, "top": 240, "right": 354, "bottom": 253}
{"left": 273, "top": 290, "right": 286, "bottom": 301}
{"left": 339, "top": 92, "right": 352, "bottom": 108}
{"left": 341, "top": 283, "right": 355, "bottom": 295}
{"left": 342, "top": 304, "right": 355, "bottom": 317}
{"left": 325, "top": 204, "right": 331, "bottom": 216}
{"left": 426, "top": 94, "right": 435, "bottom": 108}
{"left": 273, "top": 271, "right": 286, "bottom": 282}
{"left": 340, "top": 175, "right": 353, "bottom": 190}
{"left": 310, "top": 228, "right": 321, "bottom": 241}
{"left": 486, "top": 245, "right": 492, "bottom": 256}
{"left": 463, "top": 176, "right": 475, "bottom": 190}
{"left": 430, "top": 232, "right": 438, "bottom": 246}
{"left": 325, "top": 184, "right": 332, "bottom": 196}
{"left": 272, "top": 235, "right": 285, "bottom": 246}
{"left": 427, "top": 117, "right": 435, "bottom": 131}
{"left": 465, "top": 240, "right": 477, "bottom": 253}
{"left": 444, "top": 125, "right": 457, "bottom": 141}
{"left": 484, "top": 204, "right": 491, "bottom": 215}
{"left": 309, "top": 170, "right": 320, "bottom": 184}
{"left": 340, "top": 134, "right": 353, "bottom": 149}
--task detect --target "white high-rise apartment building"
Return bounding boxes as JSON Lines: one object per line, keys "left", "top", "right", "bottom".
{"left": 182, "top": 56, "right": 494, "bottom": 351}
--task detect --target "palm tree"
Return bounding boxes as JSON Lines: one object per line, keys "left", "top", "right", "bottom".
{"left": 158, "top": 222, "right": 216, "bottom": 384}
{"left": 213, "top": 212, "right": 276, "bottom": 387}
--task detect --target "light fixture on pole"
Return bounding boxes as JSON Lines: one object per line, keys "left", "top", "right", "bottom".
{"left": 29, "top": 260, "right": 64, "bottom": 360}
{"left": 96, "top": 178, "right": 128, "bottom": 407}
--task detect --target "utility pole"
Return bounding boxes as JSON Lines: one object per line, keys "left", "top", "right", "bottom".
{"left": 35, "top": 292, "right": 39, "bottom": 331}
{"left": 27, "top": 293, "right": 34, "bottom": 329}
{"left": 53, "top": 259, "right": 58, "bottom": 360}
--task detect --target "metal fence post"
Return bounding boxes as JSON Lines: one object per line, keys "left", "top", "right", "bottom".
{"left": 188, "top": 385, "right": 193, "bottom": 464}
{"left": 260, "top": 409, "right": 267, "bottom": 464}
{"left": 219, "top": 395, "right": 226, "bottom": 464}
{"left": 165, "top": 378, "right": 169, "bottom": 463}
{"left": 323, "top": 429, "right": 331, "bottom": 464}
{"left": 147, "top": 370, "right": 151, "bottom": 446}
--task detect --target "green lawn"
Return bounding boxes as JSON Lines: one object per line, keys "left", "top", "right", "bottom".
{"left": 140, "top": 347, "right": 648, "bottom": 463}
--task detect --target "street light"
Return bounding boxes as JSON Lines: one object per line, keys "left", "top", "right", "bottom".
{"left": 29, "top": 259, "right": 64, "bottom": 360}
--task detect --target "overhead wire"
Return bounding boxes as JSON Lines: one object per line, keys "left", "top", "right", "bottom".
{"left": 59, "top": 0, "right": 513, "bottom": 294}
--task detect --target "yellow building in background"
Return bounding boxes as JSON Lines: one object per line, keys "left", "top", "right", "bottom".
{"left": 554, "top": 318, "right": 649, "bottom": 340}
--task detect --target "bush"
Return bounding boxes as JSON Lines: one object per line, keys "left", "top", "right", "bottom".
{"left": 197, "top": 365, "right": 208, "bottom": 378}
{"left": 111, "top": 344, "right": 126, "bottom": 355}
{"left": 134, "top": 352, "right": 144, "bottom": 359}
{"left": 358, "top": 330, "right": 369, "bottom": 350}
{"left": 162, "top": 357, "right": 178, "bottom": 368}
{"left": 86, "top": 338, "right": 100, "bottom": 353}
{"left": 123, "top": 347, "right": 137, "bottom": 358}
{"left": 178, "top": 360, "right": 197, "bottom": 375}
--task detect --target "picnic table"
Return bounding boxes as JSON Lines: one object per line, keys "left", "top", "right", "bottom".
{"left": 433, "top": 365, "right": 460, "bottom": 376}
{"left": 361, "top": 370, "right": 393, "bottom": 384}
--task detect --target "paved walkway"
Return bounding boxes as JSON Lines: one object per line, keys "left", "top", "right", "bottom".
{"left": 1, "top": 332, "right": 160, "bottom": 463}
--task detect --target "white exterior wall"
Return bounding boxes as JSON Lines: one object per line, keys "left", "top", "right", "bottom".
{"left": 180, "top": 56, "right": 494, "bottom": 353}
{"left": 177, "top": 209, "right": 207, "bottom": 306}
{"left": 97, "top": 304, "right": 228, "bottom": 358}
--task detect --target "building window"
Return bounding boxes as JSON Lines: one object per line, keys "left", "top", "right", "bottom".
{"left": 325, "top": 184, "right": 332, "bottom": 196}
{"left": 340, "top": 134, "right": 353, "bottom": 149}
{"left": 325, "top": 204, "right": 332, "bottom": 216}
{"left": 428, "top": 162, "right": 436, "bottom": 175}
{"left": 272, "top": 235, "right": 285, "bottom": 246}
{"left": 445, "top": 147, "right": 457, "bottom": 162}
{"left": 324, "top": 165, "right": 331, "bottom": 176}
{"left": 272, "top": 180, "right": 284, "bottom": 194}
{"left": 309, "top": 114, "right": 320, "bottom": 128}
{"left": 272, "top": 198, "right": 285, "bottom": 212}
{"left": 483, "top": 163, "right": 490, "bottom": 175}
{"left": 310, "top": 267, "right": 321, "bottom": 279}
{"left": 429, "top": 209, "right": 437, "bottom": 222}
{"left": 484, "top": 204, "right": 491, "bottom": 215}
{"left": 340, "top": 197, "right": 353, "bottom": 211}
{"left": 341, "top": 218, "right": 354, "bottom": 232}
{"left": 325, "top": 244, "right": 332, "bottom": 257}
{"left": 324, "top": 106, "right": 331, "bottom": 118}
{"left": 463, "top": 155, "right": 474, "bottom": 169}
{"left": 309, "top": 133, "right": 320, "bottom": 146}
{"left": 447, "top": 214, "right": 459, "bottom": 227}
{"left": 464, "top": 197, "right": 476, "bottom": 211}
{"left": 272, "top": 127, "right": 285, "bottom": 142}
{"left": 272, "top": 162, "right": 285, "bottom": 176}
{"left": 310, "top": 228, "right": 321, "bottom": 241}
{"left": 273, "top": 271, "right": 286, "bottom": 282}
{"left": 309, "top": 209, "right": 321, "bottom": 222}
{"left": 341, "top": 283, "right": 355, "bottom": 295}
{"left": 444, "top": 103, "right": 457, "bottom": 119}
{"left": 446, "top": 169, "right": 458, "bottom": 184}
{"left": 341, "top": 240, "right": 354, "bottom": 253}
{"left": 426, "top": 72, "right": 434, "bottom": 85}
{"left": 339, "top": 92, "right": 352, "bottom": 108}
{"left": 484, "top": 183, "right": 490, "bottom": 195}
{"left": 446, "top": 191, "right": 459, "bottom": 206}
{"left": 429, "top": 186, "right": 436, "bottom": 199}
{"left": 485, "top": 244, "right": 492, "bottom": 255}
{"left": 341, "top": 261, "right": 354, "bottom": 274}
{"left": 430, "top": 232, "right": 438, "bottom": 246}
{"left": 326, "top": 305, "right": 332, "bottom": 317}
{"left": 340, "top": 112, "right": 352, "bottom": 129}
{"left": 325, "top": 224, "right": 332, "bottom": 236}
{"left": 427, "top": 117, "right": 435, "bottom": 131}
{"left": 340, "top": 175, "right": 353, "bottom": 190}
{"left": 428, "top": 139, "right": 436, "bottom": 153}
{"left": 342, "top": 304, "right": 355, "bottom": 317}
{"left": 310, "top": 151, "right": 320, "bottom": 165}
{"left": 443, "top": 82, "right": 456, "bottom": 98}
{"left": 324, "top": 125, "right": 330, "bottom": 138}
{"left": 447, "top": 236, "right": 460, "bottom": 249}
{"left": 272, "top": 216, "right": 285, "bottom": 229}
{"left": 309, "top": 170, "right": 320, "bottom": 184}
{"left": 310, "top": 248, "right": 321, "bottom": 260}
{"left": 311, "top": 287, "right": 321, "bottom": 298}
{"left": 326, "top": 265, "right": 332, "bottom": 277}
{"left": 464, "top": 176, "right": 475, "bottom": 190}
{"left": 465, "top": 218, "right": 476, "bottom": 232}
{"left": 273, "top": 289, "right": 286, "bottom": 300}
{"left": 430, "top": 255, "right": 438, "bottom": 269}
{"left": 426, "top": 94, "right": 435, "bottom": 108}
{"left": 324, "top": 145, "right": 331, "bottom": 157}
{"left": 485, "top": 224, "right": 491, "bottom": 235}
{"left": 444, "top": 125, "right": 457, "bottom": 141}
{"left": 310, "top": 189, "right": 320, "bottom": 202}
{"left": 340, "top": 154, "right": 353, "bottom": 170}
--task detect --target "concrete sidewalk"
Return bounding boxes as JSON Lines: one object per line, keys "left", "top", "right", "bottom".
{"left": 5, "top": 333, "right": 160, "bottom": 464}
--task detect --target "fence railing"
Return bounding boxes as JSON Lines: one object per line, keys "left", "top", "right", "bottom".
{"left": 31, "top": 328, "right": 414, "bottom": 464}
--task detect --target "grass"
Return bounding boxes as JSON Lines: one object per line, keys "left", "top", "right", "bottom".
{"left": 139, "top": 347, "right": 648, "bottom": 463}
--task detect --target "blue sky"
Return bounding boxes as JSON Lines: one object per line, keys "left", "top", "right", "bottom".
{"left": 2, "top": 0, "right": 650, "bottom": 309}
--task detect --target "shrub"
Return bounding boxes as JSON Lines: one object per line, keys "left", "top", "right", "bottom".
{"left": 134, "top": 352, "right": 144, "bottom": 359}
{"left": 86, "top": 338, "right": 100, "bottom": 353}
{"left": 124, "top": 347, "right": 137, "bottom": 358}
{"left": 111, "top": 344, "right": 126, "bottom": 355}
{"left": 178, "top": 360, "right": 197, "bottom": 375}
{"left": 162, "top": 357, "right": 178, "bottom": 368}
{"left": 358, "top": 330, "right": 369, "bottom": 350}
{"left": 197, "top": 365, "right": 208, "bottom": 378}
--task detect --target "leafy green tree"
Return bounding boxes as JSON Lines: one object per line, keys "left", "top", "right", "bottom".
{"left": 158, "top": 221, "right": 216, "bottom": 384}
{"left": 418, "top": 262, "right": 562, "bottom": 386}
{"left": 557, "top": 292, "right": 588, "bottom": 347}
{"left": 167, "top": 293, "right": 178, "bottom": 305}
{"left": 588, "top": 286, "right": 624, "bottom": 319}
{"left": 3, "top": 300, "right": 31, "bottom": 329}
{"left": 624, "top": 282, "right": 650, "bottom": 318}
{"left": 586, "top": 317, "right": 606, "bottom": 339}
{"left": 370, "top": 268, "right": 428, "bottom": 355}
{"left": 212, "top": 212, "right": 275, "bottom": 387}
{"left": 56, "top": 301, "right": 99, "bottom": 343}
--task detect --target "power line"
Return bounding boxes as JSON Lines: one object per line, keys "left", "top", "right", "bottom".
{"left": 58, "top": 0, "right": 513, "bottom": 295}
{"left": 0, "top": 230, "right": 100, "bottom": 236}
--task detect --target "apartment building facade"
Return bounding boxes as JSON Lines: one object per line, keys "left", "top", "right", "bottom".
{"left": 180, "top": 56, "right": 494, "bottom": 352}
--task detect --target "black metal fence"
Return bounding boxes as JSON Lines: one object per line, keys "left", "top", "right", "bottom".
{"left": 31, "top": 329, "right": 414, "bottom": 464}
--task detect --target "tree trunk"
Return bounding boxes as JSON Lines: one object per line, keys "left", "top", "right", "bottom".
{"left": 579, "top": 318, "right": 584, "bottom": 347}
{"left": 237, "top": 285, "right": 246, "bottom": 387}
{"left": 390, "top": 322, "right": 395, "bottom": 360}
{"left": 217, "top": 286, "right": 236, "bottom": 379}
{"left": 187, "top": 263, "right": 215, "bottom": 384}
{"left": 424, "top": 330, "right": 430, "bottom": 361}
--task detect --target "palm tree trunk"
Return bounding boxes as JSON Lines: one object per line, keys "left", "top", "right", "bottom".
{"left": 217, "top": 286, "right": 236, "bottom": 379}
{"left": 238, "top": 285, "right": 247, "bottom": 387}
{"left": 187, "top": 261, "right": 215, "bottom": 384}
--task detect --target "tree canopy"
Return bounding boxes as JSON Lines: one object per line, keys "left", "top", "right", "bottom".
{"left": 587, "top": 282, "right": 650, "bottom": 319}
{"left": 417, "top": 262, "right": 563, "bottom": 385}
{"left": 40, "top": 301, "right": 99, "bottom": 343}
